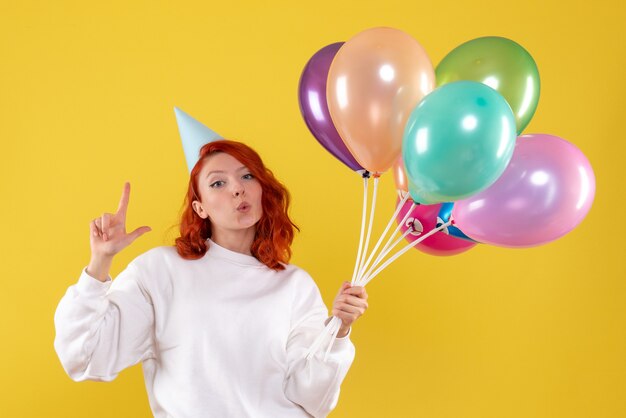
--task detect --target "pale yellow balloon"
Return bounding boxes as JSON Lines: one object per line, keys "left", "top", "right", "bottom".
{"left": 327, "top": 27, "right": 435, "bottom": 174}
{"left": 392, "top": 156, "right": 409, "bottom": 193}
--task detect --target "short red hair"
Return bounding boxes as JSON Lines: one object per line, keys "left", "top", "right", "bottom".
{"left": 175, "top": 140, "right": 299, "bottom": 270}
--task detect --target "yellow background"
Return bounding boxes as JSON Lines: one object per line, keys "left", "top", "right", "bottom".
{"left": 1, "top": 0, "right": 624, "bottom": 417}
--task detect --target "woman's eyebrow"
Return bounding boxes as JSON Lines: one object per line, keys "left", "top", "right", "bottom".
{"left": 206, "top": 166, "right": 248, "bottom": 178}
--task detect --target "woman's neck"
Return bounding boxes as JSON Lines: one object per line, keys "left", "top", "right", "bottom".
{"left": 210, "top": 227, "right": 256, "bottom": 256}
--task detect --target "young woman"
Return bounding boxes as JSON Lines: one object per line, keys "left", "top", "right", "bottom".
{"left": 54, "top": 140, "right": 368, "bottom": 417}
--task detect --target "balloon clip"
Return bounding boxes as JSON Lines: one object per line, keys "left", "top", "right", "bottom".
{"left": 406, "top": 217, "right": 423, "bottom": 236}
{"left": 358, "top": 170, "right": 371, "bottom": 179}
{"left": 436, "top": 217, "right": 450, "bottom": 235}
{"left": 398, "top": 190, "right": 411, "bottom": 201}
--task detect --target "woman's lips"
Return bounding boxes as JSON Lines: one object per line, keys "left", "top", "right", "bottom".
{"left": 237, "top": 202, "right": 250, "bottom": 211}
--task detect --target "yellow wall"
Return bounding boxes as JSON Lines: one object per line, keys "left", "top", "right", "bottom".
{"left": 1, "top": 1, "right": 624, "bottom": 416}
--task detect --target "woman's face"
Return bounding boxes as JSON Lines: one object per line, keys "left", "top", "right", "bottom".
{"left": 192, "top": 152, "right": 263, "bottom": 234}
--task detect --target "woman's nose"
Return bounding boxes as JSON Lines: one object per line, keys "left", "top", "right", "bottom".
{"left": 233, "top": 182, "right": 245, "bottom": 197}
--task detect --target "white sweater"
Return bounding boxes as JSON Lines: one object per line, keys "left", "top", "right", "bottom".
{"left": 54, "top": 240, "right": 355, "bottom": 418}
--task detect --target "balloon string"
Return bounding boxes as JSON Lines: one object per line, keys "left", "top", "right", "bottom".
{"left": 323, "top": 318, "right": 341, "bottom": 361}
{"left": 360, "top": 201, "right": 415, "bottom": 283}
{"left": 362, "top": 222, "right": 450, "bottom": 287}
{"left": 359, "top": 227, "right": 414, "bottom": 284}
{"left": 307, "top": 222, "right": 429, "bottom": 362}
{"left": 305, "top": 316, "right": 339, "bottom": 361}
{"left": 361, "top": 220, "right": 452, "bottom": 287}
{"left": 314, "top": 199, "right": 426, "bottom": 361}
{"left": 319, "top": 180, "right": 404, "bottom": 359}
{"left": 307, "top": 175, "right": 369, "bottom": 361}
{"left": 356, "top": 200, "right": 416, "bottom": 286}
{"left": 355, "top": 190, "right": 409, "bottom": 286}
{"left": 307, "top": 183, "right": 421, "bottom": 361}
{"left": 350, "top": 177, "right": 369, "bottom": 285}
{"left": 356, "top": 176, "right": 379, "bottom": 281}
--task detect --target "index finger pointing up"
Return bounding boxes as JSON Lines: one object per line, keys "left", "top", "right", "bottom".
{"left": 117, "top": 182, "right": 131, "bottom": 216}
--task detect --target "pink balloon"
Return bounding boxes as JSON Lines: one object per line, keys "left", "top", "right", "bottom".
{"left": 452, "top": 134, "right": 596, "bottom": 248}
{"left": 396, "top": 198, "right": 476, "bottom": 256}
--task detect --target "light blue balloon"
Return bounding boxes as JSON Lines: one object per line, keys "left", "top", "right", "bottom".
{"left": 174, "top": 107, "right": 223, "bottom": 173}
{"left": 403, "top": 81, "right": 516, "bottom": 204}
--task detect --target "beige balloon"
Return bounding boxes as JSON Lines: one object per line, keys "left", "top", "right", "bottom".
{"left": 392, "top": 156, "right": 409, "bottom": 193}
{"left": 327, "top": 27, "right": 435, "bottom": 174}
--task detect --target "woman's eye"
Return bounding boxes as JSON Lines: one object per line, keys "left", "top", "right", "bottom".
{"left": 210, "top": 180, "right": 225, "bottom": 188}
{"left": 242, "top": 173, "right": 254, "bottom": 180}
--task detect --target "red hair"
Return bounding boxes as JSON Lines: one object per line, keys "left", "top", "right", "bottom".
{"left": 175, "top": 140, "right": 299, "bottom": 270}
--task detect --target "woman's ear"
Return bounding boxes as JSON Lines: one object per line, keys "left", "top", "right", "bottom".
{"left": 192, "top": 200, "right": 209, "bottom": 219}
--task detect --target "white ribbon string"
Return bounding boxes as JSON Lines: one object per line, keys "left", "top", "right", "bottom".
{"left": 306, "top": 175, "right": 369, "bottom": 361}
{"left": 355, "top": 176, "right": 379, "bottom": 283}
{"left": 355, "top": 191, "right": 409, "bottom": 286}
{"left": 305, "top": 177, "right": 451, "bottom": 362}
{"left": 359, "top": 227, "right": 415, "bottom": 284}
{"left": 361, "top": 220, "right": 452, "bottom": 287}
{"left": 356, "top": 200, "right": 416, "bottom": 286}
{"left": 323, "top": 319, "right": 341, "bottom": 361}
{"left": 350, "top": 176, "right": 369, "bottom": 285}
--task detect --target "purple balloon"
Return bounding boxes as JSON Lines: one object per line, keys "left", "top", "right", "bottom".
{"left": 298, "top": 43, "right": 364, "bottom": 172}
{"left": 452, "top": 134, "right": 596, "bottom": 248}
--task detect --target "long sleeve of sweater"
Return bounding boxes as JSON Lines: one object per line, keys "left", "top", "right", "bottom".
{"left": 283, "top": 274, "right": 356, "bottom": 418}
{"left": 54, "top": 264, "right": 155, "bottom": 382}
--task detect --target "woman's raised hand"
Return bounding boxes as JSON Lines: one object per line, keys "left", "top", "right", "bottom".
{"left": 332, "top": 282, "right": 369, "bottom": 338}
{"left": 87, "top": 183, "right": 151, "bottom": 281}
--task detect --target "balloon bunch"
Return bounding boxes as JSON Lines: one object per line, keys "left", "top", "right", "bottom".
{"left": 397, "top": 36, "right": 595, "bottom": 250}
{"left": 298, "top": 30, "right": 596, "bottom": 359}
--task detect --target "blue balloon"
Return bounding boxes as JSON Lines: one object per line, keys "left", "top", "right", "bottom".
{"left": 437, "top": 202, "right": 454, "bottom": 223}
{"left": 436, "top": 203, "right": 478, "bottom": 243}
